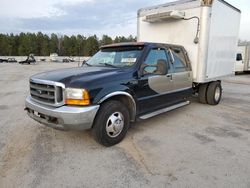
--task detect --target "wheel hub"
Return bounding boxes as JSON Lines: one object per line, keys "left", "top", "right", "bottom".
{"left": 106, "top": 112, "right": 124, "bottom": 138}
{"left": 214, "top": 86, "right": 221, "bottom": 101}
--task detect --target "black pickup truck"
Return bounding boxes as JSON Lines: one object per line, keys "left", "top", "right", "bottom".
{"left": 25, "top": 42, "right": 222, "bottom": 146}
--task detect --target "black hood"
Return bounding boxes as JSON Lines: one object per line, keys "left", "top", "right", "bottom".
{"left": 31, "top": 66, "right": 131, "bottom": 88}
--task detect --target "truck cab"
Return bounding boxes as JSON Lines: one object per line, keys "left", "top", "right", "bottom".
{"left": 25, "top": 42, "right": 195, "bottom": 146}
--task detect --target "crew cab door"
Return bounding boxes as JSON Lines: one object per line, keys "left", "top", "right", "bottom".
{"left": 136, "top": 47, "right": 175, "bottom": 114}
{"left": 169, "top": 47, "right": 192, "bottom": 99}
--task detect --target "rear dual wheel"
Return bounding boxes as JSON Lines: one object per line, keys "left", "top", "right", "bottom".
{"left": 198, "top": 81, "right": 222, "bottom": 105}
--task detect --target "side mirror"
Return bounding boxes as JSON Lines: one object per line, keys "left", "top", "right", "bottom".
{"left": 140, "top": 64, "right": 156, "bottom": 75}
{"left": 81, "top": 60, "right": 87, "bottom": 67}
{"left": 140, "top": 59, "right": 169, "bottom": 76}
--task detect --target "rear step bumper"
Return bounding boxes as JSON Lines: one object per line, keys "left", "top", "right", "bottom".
{"left": 139, "top": 101, "right": 190, "bottom": 120}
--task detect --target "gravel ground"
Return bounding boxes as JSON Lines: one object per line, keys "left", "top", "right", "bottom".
{"left": 0, "top": 62, "right": 250, "bottom": 188}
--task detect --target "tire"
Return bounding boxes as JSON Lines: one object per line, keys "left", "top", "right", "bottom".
{"left": 92, "top": 100, "right": 130, "bottom": 147}
{"left": 206, "top": 81, "right": 222, "bottom": 105}
{"left": 198, "top": 83, "right": 208, "bottom": 104}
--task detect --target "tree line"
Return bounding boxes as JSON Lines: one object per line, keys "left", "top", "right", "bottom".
{"left": 0, "top": 32, "right": 137, "bottom": 56}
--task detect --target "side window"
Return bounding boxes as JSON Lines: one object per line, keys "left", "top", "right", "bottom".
{"left": 171, "top": 48, "right": 187, "bottom": 72}
{"left": 142, "top": 48, "right": 172, "bottom": 74}
{"left": 236, "top": 53, "right": 242, "bottom": 61}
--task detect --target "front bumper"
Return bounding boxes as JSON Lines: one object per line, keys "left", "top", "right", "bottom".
{"left": 25, "top": 96, "right": 99, "bottom": 131}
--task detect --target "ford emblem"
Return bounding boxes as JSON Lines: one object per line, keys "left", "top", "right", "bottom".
{"left": 37, "top": 90, "right": 42, "bottom": 94}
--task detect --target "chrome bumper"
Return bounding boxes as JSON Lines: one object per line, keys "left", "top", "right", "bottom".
{"left": 25, "top": 96, "right": 99, "bottom": 131}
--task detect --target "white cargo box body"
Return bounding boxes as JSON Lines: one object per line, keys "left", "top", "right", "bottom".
{"left": 138, "top": 0, "right": 241, "bottom": 83}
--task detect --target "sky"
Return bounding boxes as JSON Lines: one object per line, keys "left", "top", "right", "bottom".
{"left": 0, "top": 0, "right": 249, "bottom": 40}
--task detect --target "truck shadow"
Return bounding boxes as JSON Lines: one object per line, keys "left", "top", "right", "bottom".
{"left": 31, "top": 96, "right": 200, "bottom": 148}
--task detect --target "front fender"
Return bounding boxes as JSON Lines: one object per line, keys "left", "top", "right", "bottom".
{"left": 93, "top": 85, "right": 136, "bottom": 104}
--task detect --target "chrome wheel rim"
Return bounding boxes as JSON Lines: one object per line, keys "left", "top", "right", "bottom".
{"left": 106, "top": 112, "right": 124, "bottom": 138}
{"left": 214, "top": 86, "right": 221, "bottom": 102}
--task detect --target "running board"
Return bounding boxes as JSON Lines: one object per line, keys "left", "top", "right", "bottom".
{"left": 139, "top": 101, "right": 190, "bottom": 120}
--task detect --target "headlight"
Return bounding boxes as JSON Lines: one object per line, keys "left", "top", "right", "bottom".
{"left": 65, "top": 88, "right": 90, "bottom": 106}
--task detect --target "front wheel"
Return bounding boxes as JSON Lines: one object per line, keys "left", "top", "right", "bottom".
{"left": 92, "top": 100, "right": 130, "bottom": 147}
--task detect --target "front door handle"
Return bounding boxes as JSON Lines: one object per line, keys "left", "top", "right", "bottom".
{"left": 166, "top": 74, "right": 173, "bottom": 80}
{"left": 166, "top": 74, "right": 172, "bottom": 78}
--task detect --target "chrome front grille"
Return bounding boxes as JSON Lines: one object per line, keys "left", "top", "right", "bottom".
{"left": 29, "top": 79, "right": 65, "bottom": 106}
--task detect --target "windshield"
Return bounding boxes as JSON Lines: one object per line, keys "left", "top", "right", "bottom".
{"left": 86, "top": 46, "right": 144, "bottom": 68}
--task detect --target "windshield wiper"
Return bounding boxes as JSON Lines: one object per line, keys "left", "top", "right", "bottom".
{"left": 85, "top": 62, "right": 92, "bottom": 66}
{"left": 98, "top": 63, "right": 117, "bottom": 68}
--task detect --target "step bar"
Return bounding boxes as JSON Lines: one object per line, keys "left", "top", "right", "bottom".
{"left": 139, "top": 101, "right": 190, "bottom": 120}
